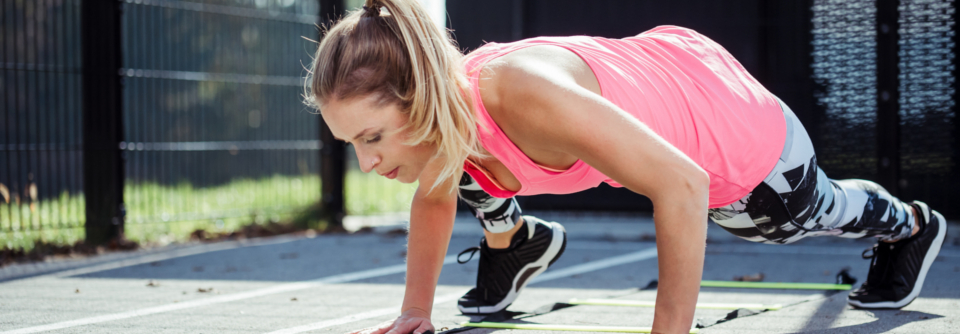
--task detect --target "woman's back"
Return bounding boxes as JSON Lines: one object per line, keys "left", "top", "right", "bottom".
{"left": 463, "top": 25, "right": 786, "bottom": 208}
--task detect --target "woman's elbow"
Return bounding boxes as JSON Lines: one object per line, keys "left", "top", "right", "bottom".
{"left": 653, "top": 168, "right": 710, "bottom": 208}
{"left": 682, "top": 169, "right": 710, "bottom": 207}
{"left": 690, "top": 168, "right": 710, "bottom": 199}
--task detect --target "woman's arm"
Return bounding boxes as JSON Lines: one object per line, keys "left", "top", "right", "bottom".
{"left": 482, "top": 51, "right": 709, "bottom": 333}
{"left": 400, "top": 175, "right": 459, "bottom": 317}
{"left": 351, "top": 158, "right": 459, "bottom": 334}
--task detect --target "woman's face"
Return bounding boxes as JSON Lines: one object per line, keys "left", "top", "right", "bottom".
{"left": 321, "top": 94, "right": 436, "bottom": 184}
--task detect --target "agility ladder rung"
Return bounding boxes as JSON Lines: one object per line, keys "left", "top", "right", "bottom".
{"left": 461, "top": 322, "right": 699, "bottom": 333}
{"left": 567, "top": 298, "right": 782, "bottom": 310}
{"left": 700, "top": 280, "right": 851, "bottom": 290}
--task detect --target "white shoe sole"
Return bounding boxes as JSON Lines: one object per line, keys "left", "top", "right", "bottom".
{"left": 847, "top": 203, "right": 947, "bottom": 309}
{"left": 457, "top": 221, "right": 566, "bottom": 314}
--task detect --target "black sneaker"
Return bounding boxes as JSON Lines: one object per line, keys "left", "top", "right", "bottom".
{"left": 456, "top": 216, "right": 567, "bottom": 314}
{"left": 848, "top": 201, "right": 947, "bottom": 309}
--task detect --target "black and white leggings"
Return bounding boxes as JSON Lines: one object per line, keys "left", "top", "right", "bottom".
{"left": 458, "top": 99, "right": 916, "bottom": 244}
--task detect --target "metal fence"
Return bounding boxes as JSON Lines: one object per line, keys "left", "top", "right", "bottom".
{"left": 1, "top": 0, "right": 328, "bottom": 249}
{"left": 1, "top": 0, "right": 86, "bottom": 249}
{"left": 119, "top": 0, "right": 323, "bottom": 241}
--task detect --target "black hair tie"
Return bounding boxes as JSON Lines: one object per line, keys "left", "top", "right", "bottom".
{"left": 362, "top": 5, "right": 379, "bottom": 16}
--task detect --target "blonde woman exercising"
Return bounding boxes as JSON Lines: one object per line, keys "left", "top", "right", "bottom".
{"left": 305, "top": 0, "right": 948, "bottom": 333}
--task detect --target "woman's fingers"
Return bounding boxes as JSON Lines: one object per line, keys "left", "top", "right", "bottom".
{"left": 384, "top": 317, "right": 432, "bottom": 334}
{"left": 349, "top": 319, "right": 396, "bottom": 334}
{"left": 412, "top": 321, "right": 436, "bottom": 334}
{"left": 372, "top": 321, "right": 397, "bottom": 334}
{"left": 384, "top": 325, "right": 407, "bottom": 334}
{"left": 349, "top": 314, "right": 432, "bottom": 334}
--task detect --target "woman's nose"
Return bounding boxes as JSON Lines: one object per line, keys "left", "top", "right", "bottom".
{"left": 357, "top": 149, "right": 381, "bottom": 174}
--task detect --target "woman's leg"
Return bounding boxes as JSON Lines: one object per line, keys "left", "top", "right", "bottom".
{"left": 709, "top": 98, "right": 947, "bottom": 309}
{"left": 708, "top": 99, "right": 916, "bottom": 244}
{"left": 455, "top": 172, "right": 567, "bottom": 314}
{"left": 458, "top": 172, "right": 523, "bottom": 234}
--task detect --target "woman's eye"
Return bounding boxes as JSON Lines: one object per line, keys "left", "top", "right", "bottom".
{"left": 366, "top": 135, "right": 381, "bottom": 144}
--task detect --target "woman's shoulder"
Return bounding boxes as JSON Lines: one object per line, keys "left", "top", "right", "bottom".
{"left": 473, "top": 44, "right": 602, "bottom": 146}
{"left": 476, "top": 44, "right": 600, "bottom": 108}
{"left": 463, "top": 36, "right": 589, "bottom": 72}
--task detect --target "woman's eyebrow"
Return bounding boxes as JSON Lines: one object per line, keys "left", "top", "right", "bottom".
{"left": 341, "top": 127, "right": 376, "bottom": 142}
{"left": 353, "top": 127, "right": 375, "bottom": 140}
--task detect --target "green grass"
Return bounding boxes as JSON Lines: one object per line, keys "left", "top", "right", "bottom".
{"left": 0, "top": 191, "right": 86, "bottom": 251}
{"left": 122, "top": 174, "right": 322, "bottom": 246}
{"left": 1, "top": 171, "right": 416, "bottom": 252}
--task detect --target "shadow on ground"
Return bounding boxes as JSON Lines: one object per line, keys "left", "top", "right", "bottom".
{"left": 792, "top": 310, "right": 943, "bottom": 333}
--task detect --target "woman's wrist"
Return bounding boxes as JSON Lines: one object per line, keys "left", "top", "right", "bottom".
{"left": 400, "top": 306, "right": 431, "bottom": 319}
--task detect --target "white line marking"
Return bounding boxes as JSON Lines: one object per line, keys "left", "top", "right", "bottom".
{"left": 532, "top": 247, "right": 657, "bottom": 283}
{"left": 265, "top": 247, "right": 659, "bottom": 334}
{"left": 52, "top": 237, "right": 304, "bottom": 278}
{"left": 1, "top": 254, "right": 467, "bottom": 334}
{"left": 1, "top": 234, "right": 306, "bottom": 281}
{"left": 264, "top": 292, "right": 466, "bottom": 334}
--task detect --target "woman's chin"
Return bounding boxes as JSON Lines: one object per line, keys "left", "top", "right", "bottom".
{"left": 396, "top": 170, "right": 423, "bottom": 184}
{"left": 396, "top": 175, "right": 415, "bottom": 184}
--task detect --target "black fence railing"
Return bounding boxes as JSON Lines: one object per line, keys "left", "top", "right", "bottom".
{"left": 119, "top": 0, "right": 324, "bottom": 241}
{"left": 2, "top": 0, "right": 87, "bottom": 249}
{"left": 2, "top": 0, "right": 334, "bottom": 250}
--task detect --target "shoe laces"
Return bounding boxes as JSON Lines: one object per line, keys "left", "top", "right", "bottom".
{"left": 458, "top": 230, "right": 527, "bottom": 265}
{"left": 861, "top": 243, "right": 898, "bottom": 287}
{"left": 458, "top": 246, "right": 480, "bottom": 264}
{"left": 457, "top": 244, "right": 503, "bottom": 300}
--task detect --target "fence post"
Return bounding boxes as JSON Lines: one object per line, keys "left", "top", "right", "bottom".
{"left": 318, "top": 0, "right": 347, "bottom": 229}
{"left": 82, "top": 0, "right": 125, "bottom": 245}
{"left": 876, "top": 0, "right": 901, "bottom": 196}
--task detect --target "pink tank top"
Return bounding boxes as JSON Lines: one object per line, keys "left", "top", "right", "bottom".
{"left": 462, "top": 25, "right": 786, "bottom": 208}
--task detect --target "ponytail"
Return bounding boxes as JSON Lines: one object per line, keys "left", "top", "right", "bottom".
{"left": 305, "top": 0, "right": 482, "bottom": 195}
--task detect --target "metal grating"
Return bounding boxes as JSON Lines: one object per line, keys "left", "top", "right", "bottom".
{"left": 898, "top": 0, "right": 956, "bottom": 200}
{"left": 811, "top": 0, "right": 880, "bottom": 181}
{"left": 813, "top": 0, "right": 956, "bottom": 214}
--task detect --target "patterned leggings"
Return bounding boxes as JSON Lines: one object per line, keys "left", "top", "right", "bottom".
{"left": 458, "top": 99, "right": 916, "bottom": 244}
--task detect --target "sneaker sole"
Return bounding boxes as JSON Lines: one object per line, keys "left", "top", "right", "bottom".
{"left": 847, "top": 203, "right": 947, "bottom": 309}
{"left": 457, "top": 221, "right": 567, "bottom": 314}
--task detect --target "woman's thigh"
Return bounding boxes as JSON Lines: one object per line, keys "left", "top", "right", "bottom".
{"left": 708, "top": 99, "right": 914, "bottom": 244}
{"left": 708, "top": 97, "right": 835, "bottom": 244}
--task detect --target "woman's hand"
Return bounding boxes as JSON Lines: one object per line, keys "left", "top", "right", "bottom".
{"left": 348, "top": 308, "right": 434, "bottom": 334}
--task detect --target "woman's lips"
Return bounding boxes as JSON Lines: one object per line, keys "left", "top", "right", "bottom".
{"left": 384, "top": 167, "right": 399, "bottom": 179}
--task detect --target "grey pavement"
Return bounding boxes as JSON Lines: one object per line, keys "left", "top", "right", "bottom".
{"left": 1, "top": 211, "right": 958, "bottom": 333}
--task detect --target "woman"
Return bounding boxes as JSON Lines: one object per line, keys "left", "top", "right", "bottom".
{"left": 305, "top": 0, "right": 948, "bottom": 333}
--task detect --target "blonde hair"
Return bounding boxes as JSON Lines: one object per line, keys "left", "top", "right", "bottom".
{"left": 304, "top": 0, "right": 482, "bottom": 195}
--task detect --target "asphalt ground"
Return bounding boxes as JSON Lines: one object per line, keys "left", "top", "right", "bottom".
{"left": 1, "top": 211, "right": 958, "bottom": 333}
